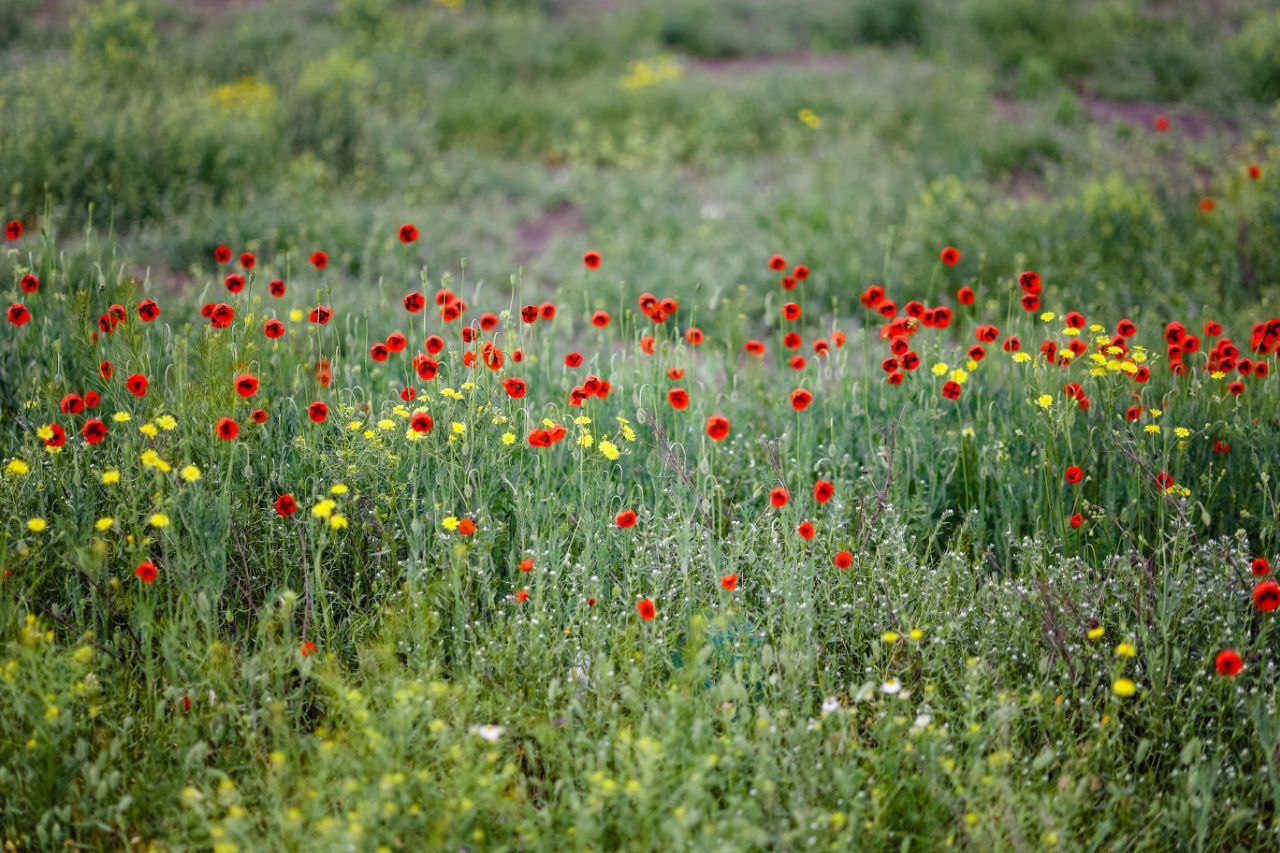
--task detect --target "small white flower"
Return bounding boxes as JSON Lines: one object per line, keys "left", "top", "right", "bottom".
{"left": 821, "top": 697, "right": 841, "bottom": 715}
{"left": 913, "top": 712, "right": 933, "bottom": 730}
{"left": 881, "top": 678, "right": 902, "bottom": 695}
{"left": 468, "top": 724, "right": 505, "bottom": 742}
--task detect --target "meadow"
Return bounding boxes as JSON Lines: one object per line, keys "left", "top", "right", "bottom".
{"left": 3, "top": 0, "right": 1280, "bottom": 849}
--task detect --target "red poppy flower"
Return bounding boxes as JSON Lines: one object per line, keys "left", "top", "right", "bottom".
{"left": 42, "top": 423, "right": 65, "bottom": 448}
{"left": 833, "top": 550, "right": 852, "bottom": 570}
{"left": 1199, "top": 198, "right": 1215, "bottom": 214}
{"left": 770, "top": 486, "right": 789, "bottom": 508}
{"left": 790, "top": 388, "right": 813, "bottom": 411}
{"left": 82, "top": 418, "right": 108, "bottom": 444}
{"left": 1252, "top": 557, "right": 1271, "bottom": 577}
{"left": 8, "top": 303, "right": 31, "bottom": 325}
{"left": 1212, "top": 440, "right": 1230, "bottom": 453}
{"left": 3, "top": 219, "right": 25, "bottom": 240}
{"left": 1069, "top": 512, "right": 1084, "bottom": 529}
{"left": 225, "top": 273, "right": 245, "bottom": 294}
{"left": 939, "top": 246, "right": 960, "bottom": 266}
{"left": 84, "top": 391, "right": 100, "bottom": 409}
{"left": 135, "top": 560, "right": 158, "bottom": 583}
{"left": 515, "top": 558, "right": 534, "bottom": 574}
{"left": 583, "top": 249, "right": 602, "bottom": 269}
{"left": 310, "top": 251, "right": 329, "bottom": 269}
{"left": 99, "top": 360, "right": 114, "bottom": 380}
{"left": 1254, "top": 580, "right": 1280, "bottom": 612}
{"left": 515, "top": 589, "right": 530, "bottom": 603}
{"left": 269, "top": 279, "right": 286, "bottom": 297}
{"left": 768, "top": 254, "right": 786, "bottom": 271}
{"left": 616, "top": 509, "right": 637, "bottom": 529}
{"left": 239, "top": 251, "right": 255, "bottom": 270}
{"left": 720, "top": 573, "right": 739, "bottom": 592}
{"left": 300, "top": 640, "right": 317, "bottom": 657}
{"left": 1154, "top": 471, "right": 1175, "bottom": 490}
{"left": 1021, "top": 293, "right": 1040, "bottom": 312}
{"left": 214, "top": 244, "right": 232, "bottom": 264}
{"left": 1215, "top": 649, "right": 1243, "bottom": 677}
{"left": 308, "top": 402, "right": 328, "bottom": 423}
{"left": 636, "top": 598, "right": 656, "bottom": 620}
{"left": 262, "top": 318, "right": 285, "bottom": 339}
{"left": 527, "top": 428, "right": 552, "bottom": 447}
{"left": 793, "top": 264, "right": 809, "bottom": 280}
{"left": 685, "top": 327, "right": 704, "bottom": 346}
{"left": 234, "top": 373, "right": 259, "bottom": 397}
{"left": 251, "top": 408, "right": 267, "bottom": 423}
{"left": 126, "top": 373, "right": 148, "bottom": 397}
{"left": 399, "top": 223, "right": 420, "bottom": 244}
{"left": 20, "top": 274, "right": 38, "bottom": 293}
{"left": 667, "top": 388, "right": 689, "bottom": 410}
{"left": 60, "top": 393, "right": 84, "bottom": 414}
{"left": 215, "top": 417, "right": 239, "bottom": 440}
{"left": 782, "top": 302, "right": 801, "bottom": 322}
{"left": 1248, "top": 164, "right": 1261, "bottom": 181}
{"left": 957, "top": 285, "right": 974, "bottom": 305}
{"left": 458, "top": 519, "right": 476, "bottom": 536}
{"left": 744, "top": 339, "right": 765, "bottom": 355}
{"left": 1116, "top": 318, "right": 1137, "bottom": 338}
{"left": 797, "top": 521, "right": 815, "bottom": 540}
{"left": 275, "top": 494, "right": 297, "bottom": 516}
{"left": 1154, "top": 115, "right": 1169, "bottom": 132}
{"left": 136, "top": 299, "right": 160, "bottom": 322}
{"left": 369, "top": 343, "right": 388, "bottom": 362}
{"left": 210, "top": 303, "right": 235, "bottom": 328}
{"left": 941, "top": 381, "right": 962, "bottom": 400}
{"left": 502, "top": 377, "right": 527, "bottom": 399}
{"left": 705, "top": 414, "right": 730, "bottom": 442}
{"left": 539, "top": 302, "right": 557, "bottom": 321}
{"left": 309, "top": 306, "right": 333, "bottom": 325}
{"left": 1065, "top": 466, "right": 1083, "bottom": 484}
{"left": 404, "top": 292, "right": 425, "bottom": 313}
{"left": 813, "top": 480, "right": 834, "bottom": 504}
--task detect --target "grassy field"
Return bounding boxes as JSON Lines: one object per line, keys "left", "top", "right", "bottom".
{"left": 4, "top": 0, "right": 1280, "bottom": 848}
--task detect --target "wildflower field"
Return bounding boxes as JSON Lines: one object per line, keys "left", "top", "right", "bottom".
{"left": 4, "top": 0, "right": 1280, "bottom": 849}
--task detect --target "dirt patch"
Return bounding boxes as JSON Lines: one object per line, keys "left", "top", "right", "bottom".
{"left": 514, "top": 201, "right": 587, "bottom": 267}
{"left": 1079, "top": 95, "right": 1237, "bottom": 141}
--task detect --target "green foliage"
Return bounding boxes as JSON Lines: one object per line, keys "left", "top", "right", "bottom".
{"left": 1232, "top": 10, "right": 1280, "bottom": 102}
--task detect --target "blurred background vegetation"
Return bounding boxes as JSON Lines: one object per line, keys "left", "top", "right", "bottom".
{"left": 1, "top": 0, "right": 1279, "bottom": 324}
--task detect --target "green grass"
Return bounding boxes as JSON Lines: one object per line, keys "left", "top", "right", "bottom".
{"left": 3, "top": 0, "right": 1280, "bottom": 849}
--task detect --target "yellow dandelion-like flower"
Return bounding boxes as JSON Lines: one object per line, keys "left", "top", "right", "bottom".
{"left": 180, "top": 465, "right": 201, "bottom": 483}
{"left": 139, "top": 423, "right": 159, "bottom": 438}
{"left": 1174, "top": 427, "right": 1190, "bottom": 438}
{"left": 149, "top": 513, "right": 170, "bottom": 529}
{"left": 26, "top": 517, "right": 47, "bottom": 533}
{"left": 1144, "top": 424, "right": 1161, "bottom": 434}
{"left": 574, "top": 416, "right": 592, "bottom": 426}
{"left": 931, "top": 362, "right": 949, "bottom": 377}
{"left": 1013, "top": 352, "right": 1032, "bottom": 364}
{"left": 909, "top": 628, "right": 924, "bottom": 640}
{"left": 101, "top": 470, "right": 121, "bottom": 484}
{"left": 330, "top": 484, "right": 349, "bottom": 495}
{"left": 599, "top": 439, "right": 621, "bottom": 460}
{"left": 155, "top": 414, "right": 177, "bottom": 431}
{"left": 311, "top": 500, "right": 336, "bottom": 519}
{"left": 621, "top": 424, "right": 637, "bottom": 442}
{"left": 881, "top": 631, "right": 900, "bottom": 643}
{"left": 1040, "top": 312, "right": 1056, "bottom": 322}
{"left": 112, "top": 411, "right": 132, "bottom": 423}
{"left": 329, "top": 514, "right": 348, "bottom": 531}
{"left": 1087, "top": 625, "right": 1105, "bottom": 640}
{"left": 949, "top": 369, "right": 968, "bottom": 385}
{"left": 95, "top": 517, "right": 115, "bottom": 531}
{"left": 577, "top": 432, "right": 594, "bottom": 448}
{"left": 1063, "top": 327, "right": 1080, "bottom": 337}
{"left": 36, "top": 425, "right": 54, "bottom": 441}
{"left": 1115, "top": 642, "right": 1136, "bottom": 658}
{"left": 797, "top": 107, "right": 822, "bottom": 129}
{"left": 289, "top": 309, "right": 304, "bottom": 322}
{"left": 451, "top": 422, "right": 466, "bottom": 435}
{"left": 1036, "top": 395, "right": 1053, "bottom": 410}
{"left": 1211, "top": 371, "right": 1226, "bottom": 380}
{"left": 442, "top": 516, "right": 459, "bottom": 531}
{"left": 347, "top": 420, "right": 363, "bottom": 431}
{"left": 377, "top": 419, "right": 396, "bottom": 431}
{"left": 1149, "top": 408, "right": 1162, "bottom": 418}
{"left": 1111, "top": 678, "right": 1136, "bottom": 698}
{"left": 5, "top": 459, "right": 30, "bottom": 476}
{"left": 501, "top": 432, "right": 516, "bottom": 446}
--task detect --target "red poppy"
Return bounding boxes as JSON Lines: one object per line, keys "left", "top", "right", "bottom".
{"left": 262, "top": 318, "right": 285, "bottom": 339}
{"left": 1154, "top": 115, "right": 1169, "bottom": 132}
{"left": 214, "top": 244, "right": 232, "bottom": 264}
{"left": 1116, "top": 318, "right": 1137, "bottom": 338}
{"left": 957, "top": 286, "right": 975, "bottom": 305}
{"left": 7, "top": 303, "right": 31, "bottom": 325}
{"left": 251, "top": 408, "right": 268, "bottom": 424}
{"left": 539, "top": 302, "right": 556, "bottom": 321}
{"left": 20, "top": 274, "right": 38, "bottom": 293}
{"left": 813, "top": 480, "right": 834, "bottom": 504}
{"left": 424, "top": 334, "right": 443, "bottom": 354}
{"left": 99, "top": 360, "right": 114, "bottom": 380}
{"left": 275, "top": 494, "right": 297, "bottom": 516}
{"left": 583, "top": 249, "right": 602, "bottom": 269}
{"left": 310, "top": 251, "right": 329, "bottom": 269}
{"left": 1065, "top": 465, "right": 1083, "bottom": 484}
{"left": 1212, "top": 440, "right": 1230, "bottom": 454}
{"left": 399, "top": 223, "right": 420, "bottom": 244}
{"left": 309, "top": 306, "right": 333, "bottom": 325}
{"left": 790, "top": 388, "right": 813, "bottom": 411}
{"left": 60, "top": 393, "right": 84, "bottom": 414}
{"left": 3, "top": 220, "right": 25, "bottom": 240}
{"left": 368, "top": 342, "right": 388, "bottom": 362}
{"left": 1248, "top": 164, "right": 1261, "bottom": 181}
{"left": 793, "top": 264, "right": 809, "bottom": 280}
{"left": 234, "top": 373, "right": 259, "bottom": 397}
{"left": 636, "top": 598, "right": 656, "bottom": 620}
{"left": 616, "top": 509, "right": 637, "bottom": 529}
{"left": 135, "top": 560, "right": 158, "bottom": 583}
{"left": 519, "top": 558, "right": 534, "bottom": 573}
{"left": 42, "top": 423, "right": 65, "bottom": 448}
{"left": 215, "top": 417, "right": 239, "bottom": 440}
{"left": 308, "top": 402, "right": 328, "bottom": 423}
{"left": 770, "top": 486, "right": 789, "bottom": 508}
{"left": 136, "top": 299, "right": 160, "bottom": 322}
{"left": 126, "top": 373, "right": 148, "bottom": 397}
{"left": 1254, "top": 580, "right": 1280, "bottom": 612}
{"left": 1154, "top": 471, "right": 1174, "bottom": 491}
{"left": 300, "top": 640, "right": 317, "bottom": 657}
{"left": 833, "top": 550, "right": 852, "bottom": 570}
{"left": 667, "top": 388, "right": 689, "bottom": 410}
{"left": 941, "top": 381, "right": 962, "bottom": 400}
{"left": 515, "top": 589, "right": 530, "bottom": 603}
{"left": 1215, "top": 649, "right": 1243, "bottom": 677}
{"left": 685, "top": 327, "right": 704, "bottom": 346}
{"left": 82, "top": 418, "right": 108, "bottom": 444}
{"left": 1021, "top": 293, "right": 1040, "bottom": 312}
{"left": 797, "top": 521, "right": 815, "bottom": 541}
{"left": 502, "top": 377, "right": 527, "bottom": 399}
{"left": 768, "top": 254, "right": 786, "bottom": 271}
{"left": 458, "top": 519, "right": 476, "bottom": 536}
{"left": 782, "top": 302, "right": 801, "bottom": 322}
{"left": 939, "top": 246, "right": 960, "bottom": 266}
{"left": 744, "top": 339, "right": 765, "bottom": 355}
{"left": 586, "top": 310, "right": 609, "bottom": 328}
{"left": 1199, "top": 198, "right": 1215, "bottom": 214}
{"left": 720, "top": 573, "right": 739, "bottom": 592}
{"left": 239, "top": 251, "right": 255, "bottom": 269}
{"left": 1069, "top": 512, "right": 1084, "bottom": 529}
{"left": 84, "top": 391, "right": 100, "bottom": 409}
{"left": 225, "top": 273, "right": 245, "bottom": 294}
{"left": 404, "top": 292, "right": 425, "bottom": 313}
{"left": 705, "top": 414, "right": 730, "bottom": 442}
{"left": 520, "top": 304, "right": 539, "bottom": 324}
{"left": 210, "top": 303, "right": 234, "bottom": 328}
{"left": 1252, "top": 557, "right": 1272, "bottom": 577}
{"left": 269, "top": 279, "right": 286, "bottom": 297}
